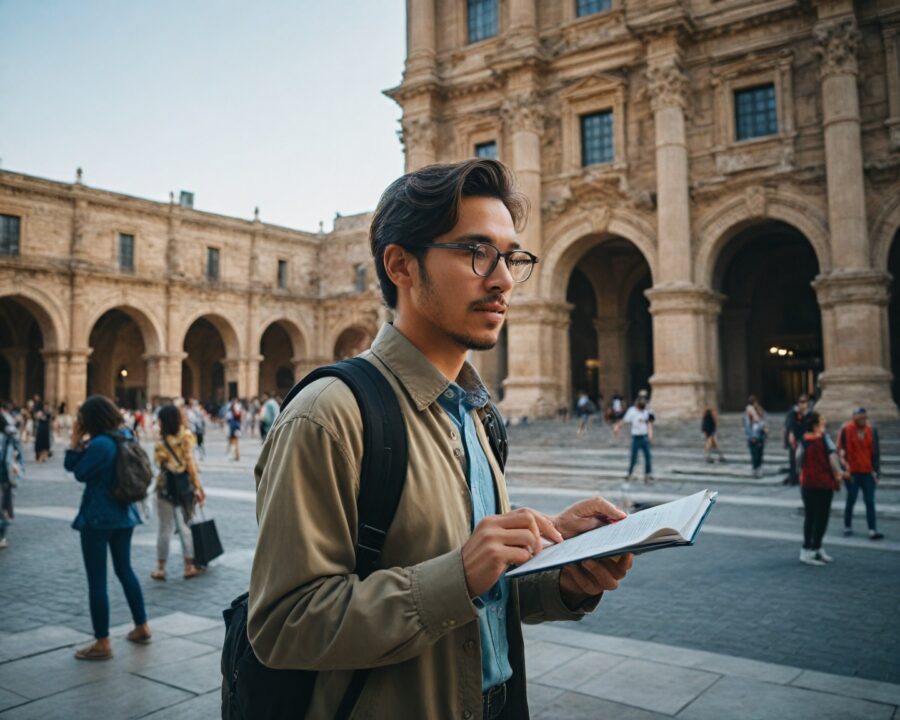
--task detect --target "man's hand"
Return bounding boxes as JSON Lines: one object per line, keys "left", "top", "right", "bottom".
{"left": 462, "top": 508, "right": 563, "bottom": 598}
{"left": 549, "top": 496, "right": 633, "bottom": 608}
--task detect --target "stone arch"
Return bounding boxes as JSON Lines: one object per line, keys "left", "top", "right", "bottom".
{"left": 332, "top": 324, "right": 376, "bottom": 360}
{"left": 0, "top": 284, "right": 66, "bottom": 351}
{"left": 178, "top": 311, "right": 242, "bottom": 358}
{"left": 871, "top": 186, "right": 900, "bottom": 272}
{"left": 255, "top": 317, "right": 309, "bottom": 361}
{"left": 539, "top": 209, "right": 658, "bottom": 303}
{"left": 695, "top": 189, "right": 831, "bottom": 289}
{"left": 257, "top": 318, "right": 309, "bottom": 397}
{"left": 84, "top": 301, "right": 164, "bottom": 355}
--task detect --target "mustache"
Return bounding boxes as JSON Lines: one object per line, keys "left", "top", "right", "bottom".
{"left": 469, "top": 295, "right": 509, "bottom": 311}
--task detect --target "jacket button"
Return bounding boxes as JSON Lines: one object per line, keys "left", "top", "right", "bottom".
{"left": 450, "top": 431, "right": 457, "bottom": 440}
{"left": 464, "top": 640, "right": 475, "bottom": 652}
{"left": 453, "top": 448, "right": 463, "bottom": 458}
{"left": 463, "top": 712, "right": 472, "bottom": 719}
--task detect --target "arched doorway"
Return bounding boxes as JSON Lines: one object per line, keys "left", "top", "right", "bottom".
{"left": 333, "top": 326, "right": 373, "bottom": 361}
{"left": 182, "top": 318, "right": 230, "bottom": 406}
{"left": 889, "top": 230, "right": 900, "bottom": 406}
{"left": 0, "top": 296, "right": 48, "bottom": 405}
{"left": 87, "top": 309, "right": 148, "bottom": 409}
{"left": 565, "top": 237, "right": 653, "bottom": 409}
{"left": 716, "top": 221, "right": 822, "bottom": 411}
{"left": 259, "top": 322, "right": 296, "bottom": 397}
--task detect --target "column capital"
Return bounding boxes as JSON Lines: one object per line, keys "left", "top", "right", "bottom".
{"left": 645, "top": 284, "right": 725, "bottom": 316}
{"left": 500, "top": 95, "right": 544, "bottom": 135}
{"left": 142, "top": 351, "right": 187, "bottom": 364}
{"left": 814, "top": 18, "right": 860, "bottom": 79}
{"left": 812, "top": 270, "right": 891, "bottom": 308}
{"left": 506, "top": 299, "right": 571, "bottom": 327}
{"left": 398, "top": 114, "right": 436, "bottom": 159}
{"left": 645, "top": 61, "right": 688, "bottom": 113}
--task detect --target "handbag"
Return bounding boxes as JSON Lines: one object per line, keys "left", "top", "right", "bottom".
{"left": 190, "top": 507, "right": 223, "bottom": 567}
{"left": 161, "top": 437, "right": 196, "bottom": 519}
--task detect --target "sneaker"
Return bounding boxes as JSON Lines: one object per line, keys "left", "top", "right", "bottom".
{"left": 843, "top": 527, "right": 853, "bottom": 537}
{"left": 869, "top": 531, "right": 884, "bottom": 540}
{"left": 799, "top": 549, "right": 825, "bottom": 566}
{"left": 815, "top": 548, "right": 833, "bottom": 563}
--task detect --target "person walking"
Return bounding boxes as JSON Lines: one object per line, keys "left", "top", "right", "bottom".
{"left": 783, "top": 394, "right": 811, "bottom": 485}
{"left": 226, "top": 398, "right": 242, "bottom": 461}
{"left": 574, "top": 390, "right": 597, "bottom": 435}
{"left": 838, "top": 408, "right": 884, "bottom": 540}
{"left": 186, "top": 399, "right": 206, "bottom": 460}
{"left": 0, "top": 414, "right": 15, "bottom": 549}
{"left": 609, "top": 391, "right": 625, "bottom": 436}
{"left": 64, "top": 395, "right": 151, "bottom": 660}
{"left": 151, "top": 404, "right": 206, "bottom": 581}
{"left": 259, "top": 392, "right": 280, "bottom": 441}
{"left": 624, "top": 395, "right": 654, "bottom": 483}
{"left": 701, "top": 408, "right": 725, "bottom": 463}
{"left": 797, "top": 411, "right": 847, "bottom": 566}
{"left": 34, "top": 401, "right": 52, "bottom": 462}
{"left": 743, "top": 395, "right": 767, "bottom": 478}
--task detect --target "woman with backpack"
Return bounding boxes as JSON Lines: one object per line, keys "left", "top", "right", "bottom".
{"left": 65, "top": 395, "right": 151, "bottom": 660}
{"left": 151, "top": 404, "right": 206, "bottom": 581}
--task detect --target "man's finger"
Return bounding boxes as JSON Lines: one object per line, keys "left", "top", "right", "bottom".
{"left": 534, "top": 511, "right": 564, "bottom": 544}
{"left": 572, "top": 496, "right": 627, "bottom": 522}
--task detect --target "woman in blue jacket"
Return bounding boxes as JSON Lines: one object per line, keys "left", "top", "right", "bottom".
{"left": 65, "top": 395, "right": 151, "bottom": 660}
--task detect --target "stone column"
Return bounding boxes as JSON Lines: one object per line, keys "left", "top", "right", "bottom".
{"left": 811, "top": 15, "right": 898, "bottom": 418}
{"left": 59, "top": 349, "right": 90, "bottom": 410}
{"left": 406, "top": 0, "right": 436, "bottom": 80}
{"left": 501, "top": 96, "right": 543, "bottom": 258}
{"left": 500, "top": 300, "right": 570, "bottom": 420}
{"left": 144, "top": 352, "right": 185, "bottom": 403}
{"left": 593, "top": 317, "right": 628, "bottom": 400}
{"left": 243, "top": 354, "right": 263, "bottom": 399}
{"left": 224, "top": 358, "right": 243, "bottom": 400}
{"left": 400, "top": 115, "right": 437, "bottom": 172}
{"left": 3, "top": 348, "right": 28, "bottom": 405}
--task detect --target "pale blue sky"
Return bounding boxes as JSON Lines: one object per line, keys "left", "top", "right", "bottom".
{"left": 0, "top": 0, "right": 407, "bottom": 231}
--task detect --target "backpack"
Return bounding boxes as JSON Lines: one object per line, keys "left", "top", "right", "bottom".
{"left": 221, "top": 357, "right": 508, "bottom": 720}
{"left": 107, "top": 431, "right": 153, "bottom": 505}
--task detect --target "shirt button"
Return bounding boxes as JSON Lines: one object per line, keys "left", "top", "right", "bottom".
{"left": 453, "top": 448, "right": 463, "bottom": 458}
{"left": 444, "top": 389, "right": 454, "bottom": 399}
{"left": 463, "top": 712, "right": 472, "bottom": 720}
{"left": 450, "top": 431, "right": 457, "bottom": 440}
{"left": 464, "top": 640, "right": 475, "bottom": 652}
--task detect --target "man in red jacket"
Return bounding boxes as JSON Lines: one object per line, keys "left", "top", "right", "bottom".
{"left": 837, "top": 408, "right": 883, "bottom": 540}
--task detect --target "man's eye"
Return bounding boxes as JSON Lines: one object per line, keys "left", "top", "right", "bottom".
{"left": 473, "top": 247, "right": 489, "bottom": 261}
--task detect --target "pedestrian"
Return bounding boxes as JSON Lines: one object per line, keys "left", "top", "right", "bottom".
{"left": 797, "top": 411, "right": 847, "bottom": 566}
{"left": 574, "top": 390, "right": 597, "bottom": 435}
{"left": 151, "top": 404, "right": 206, "bottom": 581}
{"left": 248, "top": 396, "right": 260, "bottom": 438}
{"left": 624, "top": 395, "right": 654, "bottom": 483}
{"left": 743, "top": 395, "right": 767, "bottom": 478}
{"left": 837, "top": 408, "right": 884, "bottom": 540}
{"left": 609, "top": 391, "right": 625, "bottom": 436}
{"left": 34, "top": 401, "right": 52, "bottom": 462}
{"left": 701, "top": 408, "right": 725, "bottom": 463}
{"left": 259, "top": 392, "right": 280, "bottom": 441}
{"left": 1, "top": 402, "right": 25, "bottom": 479}
{"left": 783, "top": 394, "right": 811, "bottom": 485}
{"left": 226, "top": 398, "right": 242, "bottom": 461}
{"left": 65, "top": 395, "right": 151, "bottom": 660}
{"left": 186, "top": 399, "right": 206, "bottom": 459}
{"left": 248, "top": 158, "right": 633, "bottom": 718}
{"left": 0, "top": 413, "right": 15, "bottom": 549}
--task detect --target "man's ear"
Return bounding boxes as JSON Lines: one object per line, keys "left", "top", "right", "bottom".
{"left": 384, "top": 244, "right": 417, "bottom": 292}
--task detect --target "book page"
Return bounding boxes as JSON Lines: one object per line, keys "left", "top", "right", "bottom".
{"left": 506, "top": 490, "right": 716, "bottom": 578}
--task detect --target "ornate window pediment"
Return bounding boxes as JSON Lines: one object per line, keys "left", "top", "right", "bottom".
{"left": 558, "top": 73, "right": 628, "bottom": 176}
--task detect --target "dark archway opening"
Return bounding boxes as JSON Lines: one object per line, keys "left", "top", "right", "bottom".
{"left": 259, "top": 323, "right": 295, "bottom": 397}
{"left": 87, "top": 309, "right": 147, "bottom": 409}
{"left": 0, "top": 297, "right": 46, "bottom": 405}
{"left": 183, "top": 318, "right": 227, "bottom": 407}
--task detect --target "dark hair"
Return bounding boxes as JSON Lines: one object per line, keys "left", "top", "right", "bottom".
{"left": 158, "top": 404, "right": 182, "bottom": 438}
{"left": 369, "top": 159, "right": 529, "bottom": 308}
{"left": 78, "top": 395, "right": 122, "bottom": 438}
{"left": 797, "top": 394, "right": 809, "bottom": 403}
{"left": 805, "top": 411, "right": 822, "bottom": 433}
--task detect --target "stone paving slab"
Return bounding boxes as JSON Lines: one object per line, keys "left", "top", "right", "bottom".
{"left": 792, "top": 669, "right": 900, "bottom": 707}
{"left": 534, "top": 649, "right": 627, "bottom": 690}
{"left": 532, "top": 687, "right": 673, "bottom": 719}
{"left": 0, "top": 690, "right": 26, "bottom": 714}
{"left": 0, "top": 625, "right": 94, "bottom": 664}
{"left": 677, "top": 675, "right": 896, "bottom": 720}
{"left": 0, "top": 674, "right": 192, "bottom": 720}
{"left": 138, "top": 690, "right": 220, "bottom": 720}
{"left": 135, "top": 649, "right": 221, "bottom": 694}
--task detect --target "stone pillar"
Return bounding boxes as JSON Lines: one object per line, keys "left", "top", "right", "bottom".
{"left": 645, "top": 287, "right": 720, "bottom": 418}
{"left": 59, "top": 349, "right": 89, "bottom": 410}
{"left": 3, "top": 348, "right": 28, "bottom": 405}
{"left": 400, "top": 115, "right": 437, "bottom": 171}
{"left": 406, "top": 0, "right": 436, "bottom": 80}
{"left": 811, "top": 15, "right": 898, "bottom": 418}
{"left": 224, "top": 358, "right": 243, "bottom": 400}
{"left": 243, "top": 354, "right": 263, "bottom": 399}
{"left": 144, "top": 352, "right": 185, "bottom": 403}
{"left": 166, "top": 198, "right": 184, "bottom": 278}
{"left": 501, "top": 96, "right": 544, "bottom": 257}
{"left": 813, "top": 273, "right": 897, "bottom": 418}
{"left": 500, "top": 300, "right": 569, "bottom": 420}
{"left": 594, "top": 317, "right": 627, "bottom": 400}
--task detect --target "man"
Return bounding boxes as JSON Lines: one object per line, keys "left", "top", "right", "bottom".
{"left": 784, "top": 394, "right": 810, "bottom": 485}
{"left": 259, "top": 392, "right": 279, "bottom": 441}
{"left": 837, "top": 408, "right": 883, "bottom": 540}
{"left": 624, "top": 394, "right": 654, "bottom": 484}
{"left": 248, "top": 159, "right": 633, "bottom": 719}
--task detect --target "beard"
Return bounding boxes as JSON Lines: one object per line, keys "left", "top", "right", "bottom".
{"left": 446, "top": 329, "right": 497, "bottom": 351}
{"left": 418, "top": 267, "right": 503, "bottom": 351}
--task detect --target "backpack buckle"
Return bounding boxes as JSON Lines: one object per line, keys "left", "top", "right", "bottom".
{"left": 356, "top": 524, "right": 386, "bottom": 568}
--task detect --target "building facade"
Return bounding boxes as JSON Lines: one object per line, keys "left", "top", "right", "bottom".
{"left": 0, "top": 170, "right": 386, "bottom": 411}
{"left": 389, "top": 0, "right": 900, "bottom": 419}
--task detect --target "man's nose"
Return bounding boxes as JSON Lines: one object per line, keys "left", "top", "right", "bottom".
{"left": 486, "top": 255, "right": 515, "bottom": 292}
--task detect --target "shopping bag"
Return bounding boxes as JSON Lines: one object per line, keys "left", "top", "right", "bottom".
{"left": 190, "top": 508, "right": 224, "bottom": 566}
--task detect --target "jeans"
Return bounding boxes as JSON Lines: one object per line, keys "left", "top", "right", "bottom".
{"left": 801, "top": 488, "right": 834, "bottom": 550}
{"left": 156, "top": 496, "right": 194, "bottom": 561}
{"left": 628, "top": 436, "right": 652, "bottom": 476}
{"left": 748, "top": 439, "right": 765, "bottom": 470}
{"left": 844, "top": 473, "right": 877, "bottom": 531}
{"left": 80, "top": 527, "right": 147, "bottom": 639}
{"left": 787, "top": 446, "right": 799, "bottom": 484}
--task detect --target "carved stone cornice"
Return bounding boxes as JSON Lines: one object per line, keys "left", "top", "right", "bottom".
{"left": 812, "top": 270, "right": 891, "bottom": 308}
{"left": 500, "top": 95, "right": 545, "bottom": 135}
{"left": 397, "top": 115, "right": 436, "bottom": 154}
{"left": 645, "top": 283, "right": 725, "bottom": 316}
{"left": 645, "top": 62, "right": 688, "bottom": 112}
{"left": 813, "top": 18, "right": 860, "bottom": 79}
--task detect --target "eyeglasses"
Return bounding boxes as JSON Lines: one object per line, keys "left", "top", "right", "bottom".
{"left": 397, "top": 242, "right": 539, "bottom": 282}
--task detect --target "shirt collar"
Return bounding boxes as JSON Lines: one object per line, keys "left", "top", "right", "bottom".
{"left": 369, "top": 323, "right": 491, "bottom": 412}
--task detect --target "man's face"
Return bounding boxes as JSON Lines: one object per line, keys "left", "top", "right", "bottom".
{"left": 410, "top": 196, "right": 518, "bottom": 351}
{"left": 797, "top": 401, "right": 808, "bottom": 415}
{"left": 854, "top": 414, "right": 867, "bottom": 428}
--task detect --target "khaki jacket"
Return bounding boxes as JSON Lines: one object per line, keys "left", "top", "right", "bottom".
{"left": 249, "top": 324, "right": 594, "bottom": 719}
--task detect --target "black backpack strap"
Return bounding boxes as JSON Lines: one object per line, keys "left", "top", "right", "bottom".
{"left": 279, "top": 357, "right": 408, "bottom": 720}
{"left": 480, "top": 402, "right": 508, "bottom": 472}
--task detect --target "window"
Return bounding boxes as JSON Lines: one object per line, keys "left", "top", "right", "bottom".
{"left": 474, "top": 141, "right": 497, "bottom": 159}
{"left": 0, "top": 214, "right": 21, "bottom": 256}
{"left": 576, "top": 0, "right": 611, "bottom": 17}
{"left": 354, "top": 263, "right": 367, "bottom": 292}
{"left": 206, "top": 247, "right": 220, "bottom": 281}
{"left": 734, "top": 84, "right": 777, "bottom": 141}
{"left": 277, "top": 259, "right": 288, "bottom": 289}
{"left": 581, "top": 111, "right": 614, "bottom": 166}
{"left": 118, "top": 233, "right": 134, "bottom": 272}
{"left": 467, "top": 0, "right": 497, "bottom": 43}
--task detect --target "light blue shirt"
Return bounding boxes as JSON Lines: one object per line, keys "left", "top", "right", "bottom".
{"left": 437, "top": 382, "right": 512, "bottom": 692}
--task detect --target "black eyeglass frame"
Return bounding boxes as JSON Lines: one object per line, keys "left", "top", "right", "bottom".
{"left": 394, "top": 242, "right": 540, "bottom": 282}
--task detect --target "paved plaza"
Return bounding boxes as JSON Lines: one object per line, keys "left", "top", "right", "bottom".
{"left": 0, "top": 415, "right": 898, "bottom": 719}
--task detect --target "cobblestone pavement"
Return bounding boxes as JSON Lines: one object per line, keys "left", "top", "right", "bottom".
{"left": 0, "top": 417, "right": 898, "bottom": 718}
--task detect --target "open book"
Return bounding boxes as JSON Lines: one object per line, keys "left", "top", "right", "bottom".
{"left": 506, "top": 489, "right": 718, "bottom": 578}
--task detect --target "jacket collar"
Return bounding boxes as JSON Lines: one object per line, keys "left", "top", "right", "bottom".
{"left": 370, "top": 323, "right": 490, "bottom": 412}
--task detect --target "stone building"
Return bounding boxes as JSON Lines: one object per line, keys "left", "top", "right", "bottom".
{"left": 388, "top": 0, "right": 900, "bottom": 419}
{"left": 0, "top": 170, "right": 386, "bottom": 411}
